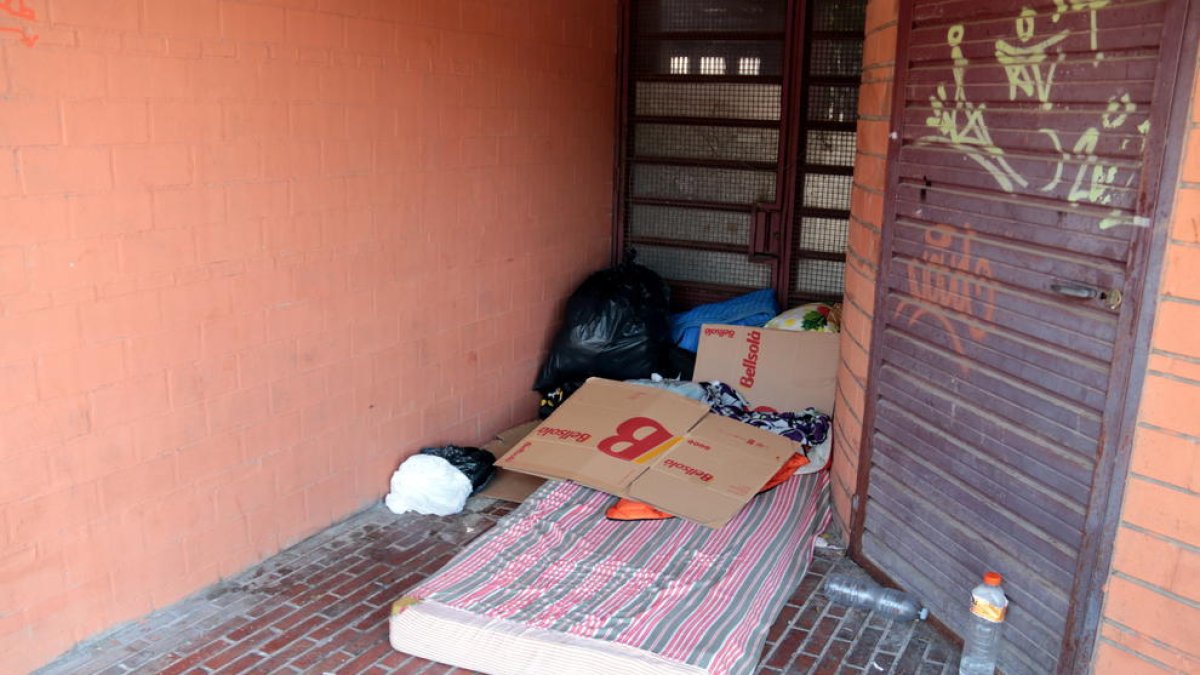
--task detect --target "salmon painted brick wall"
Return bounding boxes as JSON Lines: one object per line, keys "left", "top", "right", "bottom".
{"left": 0, "top": 0, "right": 616, "bottom": 671}
{"left": 830, "top": 0, "right": 896, "bottom": 532}
{"left": 1094, "top": 57, "right": 1200, "bottom": 674}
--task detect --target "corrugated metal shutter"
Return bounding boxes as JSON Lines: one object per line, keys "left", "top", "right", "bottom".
{"left": 857, "top": 1, "right": 1183, "bottom": 673}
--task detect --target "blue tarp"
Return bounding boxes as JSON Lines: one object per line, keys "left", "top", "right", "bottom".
{"left": 670, "top": 288, "right": 779, "bottom": 352}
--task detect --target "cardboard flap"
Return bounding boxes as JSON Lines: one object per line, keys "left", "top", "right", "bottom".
{"left": 566, "top": 377, "right": 712, "bottom": 431}
{"left": 648, "top": 415, "right": 795, "bottom": 498}
{"left": 495, "top": 375, "right": 815, "bottom": 529}
{"left": 497, "top": 378, "right": 713, "bottom": 498}
{"left": 479, "top": 420, "right": 549, "bottom": 503}
{"left": 626, "top": 472, "right": 745, "bottom": 528}
{"left": 628, "top": 416, "right": 797, "bottom": 528}
{"left": 492, "top": 421, "right": 540, "bottom": 449}
{"left": 500, "top": 441, "right": 644, "bottom": 488}
{"left": 694, "top": 325, "right": 839, "bottom": 414}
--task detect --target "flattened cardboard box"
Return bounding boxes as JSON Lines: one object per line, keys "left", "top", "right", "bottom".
{"left": 693, "top": 324, "right": 839, "bottom": 414}
{"left": 478, "top": 421, "right": 544, "bottom": 503}
{"left": 496, "top": 378, "right": 799, "bottom": 528}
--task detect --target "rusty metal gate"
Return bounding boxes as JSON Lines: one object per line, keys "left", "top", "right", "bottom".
{"left": 854, "top": 0, "right": 1191, "bottom": 673}
{"left": 614, "top": 0, "right": 865, "bottom": 309}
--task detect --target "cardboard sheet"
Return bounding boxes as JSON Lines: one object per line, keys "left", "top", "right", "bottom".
{"left": 478, "top": 421, "right": 544, "bottom": 504}
{"left": 496, "top": 379, "right": 798, "bottom": 528}
{"left": 693, "top": 325, "right": 839, "bottom": 414}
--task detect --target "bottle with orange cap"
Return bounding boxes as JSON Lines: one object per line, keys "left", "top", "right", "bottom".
{"left": 958, "top": 571, "right": 1008, "bottom": 675}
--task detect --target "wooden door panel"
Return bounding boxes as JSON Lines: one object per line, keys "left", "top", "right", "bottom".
{"left": 857, "top": 1, "right": 1188, "bottom": 672}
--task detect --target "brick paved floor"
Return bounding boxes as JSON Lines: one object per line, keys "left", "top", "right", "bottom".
{"left": 37, "top": 496, "right": 960, "bottom": 674}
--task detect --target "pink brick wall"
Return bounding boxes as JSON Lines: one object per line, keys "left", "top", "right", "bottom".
{"left": 830, "top": 0, "right": 896, "bottom": 532}
{"left": 0, "top": 1, "right": 617, "bottom": 671}
{"left": 1095, "top": 57, "right": 1200, "bottom": 674}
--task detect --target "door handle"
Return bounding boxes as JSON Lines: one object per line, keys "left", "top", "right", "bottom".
{"left": 1049, "top": 283, "right": 1100, "bottom": 299}
{"left": 1049, "top": 283, "right": 1123, "bottom": 310}
{"left": 749, "top": 204, "right": 782, "bottom": 261}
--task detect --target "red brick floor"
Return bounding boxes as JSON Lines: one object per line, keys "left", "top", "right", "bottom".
{"left": 36, "top": 497, "right": 960, "bottom": 674}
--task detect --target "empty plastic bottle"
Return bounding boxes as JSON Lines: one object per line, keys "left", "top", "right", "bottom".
{"left": 823, "top": 574, "right": 929, "bottom": 621}
{"left": 959, "top": 571, "right": 1008, "bottom": 675}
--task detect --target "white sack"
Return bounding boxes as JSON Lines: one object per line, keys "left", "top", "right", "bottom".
{"left": 384, "top": 454, "right": 472, "bottom": 516}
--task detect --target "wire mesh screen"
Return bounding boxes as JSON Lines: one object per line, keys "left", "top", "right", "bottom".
{"left": 635, "top": 0, "right": 788, "bottom": 33}
{"left": 635, "top": 124, "right": 780, "bottom": 162}
{"left": 788, "top": 0, "right": 866, "bottom": 303}
{"left": 633, "top": 40, "right": 785, "bottom": 77}
{"left": 802, "top": 173, "right": 852, "bottom": 210}
{"left": 635, "top": 82, "right": 783, "bottom": 120}
{"left": 636, "top": 245, "right": 773, "bottom": 288}
{"left": 806, "top": 130, "right": 856, "bottom": 166}
{"left": 811, "top": 0, "right": 867, "bottom": 31}
{"left": 624, "top": 2, "right": 790, "bottom": 306}
{"left": 632, "top": 164, "right": 777, "bottom": 204}
{"left": 810, "top": 40, "right": 864, "bottom": 78}
{"left": 807, "top": 85, "right": 859, "bottom": 123}
{"left": 790, "top": 258, "right": 845, "bottom": 296}
{"left": 797, "top": 217, "right": 850, "bottom": 253}
{"left": 629, "top": 204, "right": 751, "bottom": 245}
{"left": 622, "top": 0, "right": 863, "bottom": 308}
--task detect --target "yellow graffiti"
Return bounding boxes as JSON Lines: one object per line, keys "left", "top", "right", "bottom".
{"left": 1038, "top": 94, "right": 1143, "bottom": 229}
{"left": 1102, "top": 92, "right": 1136, "bottom": 129}
{"left": 1052, "top": 0, "right": 1110, "bottom": 52}
{"left": 923, "top": 3, "right": 1149, "bottom": 231}
{"left": 1099, "top": 211, "right": 1130, "bottom": 229}
{"left": 895, "top": 223, "right": 996, "bottom": 372}
{"left": 948, "top": 24, "right": 968, "bottom": 99}
{"left": 995, "top": 8, "right": 1069, "bottom": 109}
{"left": 1040, "top": 93, "right": 1135, "bottom": 209}
{"left": 921, "top": 25, "right": 1028, "bottom": 193}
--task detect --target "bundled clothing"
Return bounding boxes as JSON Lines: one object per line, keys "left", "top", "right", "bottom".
{"left": 700, "top": 381, "right": 830, "bottom": 447}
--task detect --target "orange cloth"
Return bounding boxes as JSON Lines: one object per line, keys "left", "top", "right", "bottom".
{"left": 605, "top": 452, "right": 811, "bottom": 521}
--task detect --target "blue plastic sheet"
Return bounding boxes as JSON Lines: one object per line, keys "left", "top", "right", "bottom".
{"left": 670, "top": 288, "right": 779, "bottom": 352}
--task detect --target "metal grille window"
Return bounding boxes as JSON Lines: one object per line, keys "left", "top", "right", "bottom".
{"left": 787, "top": 0, "right": 865, "bottom": 306}
{"left": 738, "top": 57, "right": 761, "bottom": 75}
{"left": 699, "top": 56, "right": 727, "bottom": 74}
{"left": 617, "top": 0, "right": 864, "bottom": 310}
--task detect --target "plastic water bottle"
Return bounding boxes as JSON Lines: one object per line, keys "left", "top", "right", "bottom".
{"left": 959, "top": 571, "right": 1008, "bottom": 675}
{"left": 823, "top": 574, "right": 929, "bottom": 621}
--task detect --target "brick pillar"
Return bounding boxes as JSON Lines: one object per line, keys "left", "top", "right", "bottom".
{"left": 1094, "top": 58, "right": 1200, "bottom": 674}
{"left": 830, "top": 0, "right": 899, "bottom": 532}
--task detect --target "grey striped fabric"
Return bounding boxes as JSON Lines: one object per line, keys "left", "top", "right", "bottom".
{"left": 394, "top": 472, "right": 831, "bottom": 675}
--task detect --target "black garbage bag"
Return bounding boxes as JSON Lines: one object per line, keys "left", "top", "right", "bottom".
{"left": 419, "top": 445, "right": 496, "bottom": 494}
{"left": 538, "top": 379, "right": 586, "bottom": 419}
{"left": 533, "top": 258, "right": 672, "bottom": 394}
{"left": 661, "top": 344, "right": 696, "bottom": 381}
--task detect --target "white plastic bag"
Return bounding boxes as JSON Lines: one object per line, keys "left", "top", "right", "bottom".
{"left": 384, "top": 455, "right": 472, "bottom": 516}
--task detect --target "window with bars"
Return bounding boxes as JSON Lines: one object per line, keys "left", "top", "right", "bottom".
{"left": 787, "top": 0, "right": 865, "bottom": 306}
{"left": 618, "top": 0, "right": 866, "bottom": 310}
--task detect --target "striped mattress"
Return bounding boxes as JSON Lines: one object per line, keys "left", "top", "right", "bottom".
{"left": 389, "top": 470, "right": 831, "bottom": 675}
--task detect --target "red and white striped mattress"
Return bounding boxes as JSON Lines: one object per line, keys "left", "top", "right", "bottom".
{"left": 390, "top": 471, "right": 831, "bottom": 675}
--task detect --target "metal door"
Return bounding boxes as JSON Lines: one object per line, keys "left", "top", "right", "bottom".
{"left": 784, "top": 0, "right": 864, "bottom": 306}
{"left": 854, "top": 1, "right": 1190, "bottom": 673}
{"left": 615, "top": 0, "right": 865, "bottom": 308}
